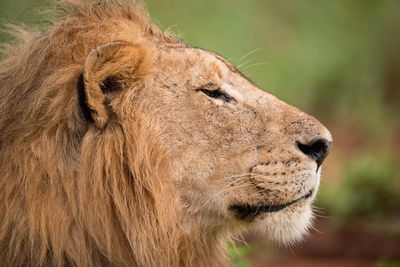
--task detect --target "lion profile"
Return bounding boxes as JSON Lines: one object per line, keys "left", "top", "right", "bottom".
{"left": 0, "top": 1, "right": 332, "bottom": 266}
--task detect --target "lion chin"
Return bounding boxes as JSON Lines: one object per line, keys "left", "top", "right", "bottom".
{"left": 254, "top": 201, "right": 314, "bottom": 245}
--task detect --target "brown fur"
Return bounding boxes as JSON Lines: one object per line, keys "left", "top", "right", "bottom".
{"left": 0, "top": 1, "right": 332, "bottom": 266}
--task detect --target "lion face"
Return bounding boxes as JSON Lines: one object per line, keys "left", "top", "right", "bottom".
{"left": 106, "top": 44, "right": 332, "bottom": 244}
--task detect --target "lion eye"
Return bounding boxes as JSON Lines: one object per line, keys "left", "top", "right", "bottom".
{"left": 200, "top": 88, "right": 233, "bottom": 102}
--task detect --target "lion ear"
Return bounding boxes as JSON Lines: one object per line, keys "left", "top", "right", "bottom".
{"left": 80, "top": 41, "right": 148, "bottom": 128}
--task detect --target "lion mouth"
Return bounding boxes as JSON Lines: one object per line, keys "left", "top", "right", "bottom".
{"left": 229, "top": 190, "right": 313, "bottom": 220}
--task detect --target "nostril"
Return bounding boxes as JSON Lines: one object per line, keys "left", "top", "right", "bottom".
{"left": 297, "top": 138, "right": 332, "bottom": 168}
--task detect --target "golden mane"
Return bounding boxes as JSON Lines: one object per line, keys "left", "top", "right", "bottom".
{"left": 0, "top": 1, "right": 228, "bottom": 266}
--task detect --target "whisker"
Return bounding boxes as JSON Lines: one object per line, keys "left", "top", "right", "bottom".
{"left": 312, "top": 213, "right": 331, "bottom": 219}
{"left": 237, "top": 58, "right": 254, "bottom": 69}
{"left": 239, "top": 47, "right": 265, "bottom": 62}
{"left": 308, "top": 223, "right": 325, "bottom": 235}
{"left": 217, "top": 173, "right": 252, "bottom": 181}
{"left": 242, "top": 62, "right": 269, "bottom": 71}
{"left": 193, "top": 183, "right": 255, "bottom": 213}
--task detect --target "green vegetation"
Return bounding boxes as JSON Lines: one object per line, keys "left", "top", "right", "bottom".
{"left": 228, "top": 243, "right": 252, "bottom": 267}
{"left": 378, "top": 259, "right": 400, "bottom": 267}
{"left": 317, "top": 154, "right": 400, "bottom": 221}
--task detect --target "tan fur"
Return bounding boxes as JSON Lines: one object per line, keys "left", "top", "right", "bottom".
{"left": 0, "top": 1, "right": 332, "bottom": 266}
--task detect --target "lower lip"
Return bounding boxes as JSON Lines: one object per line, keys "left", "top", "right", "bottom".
{"left": 230, "top": 189, "right": 314, "bottom": 220}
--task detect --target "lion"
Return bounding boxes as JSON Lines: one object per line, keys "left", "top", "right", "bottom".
{"left": 0, "top": 1, "right": 332, "bottom": 266}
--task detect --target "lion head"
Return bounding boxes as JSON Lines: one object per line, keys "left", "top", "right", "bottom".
{"left": 0, "top": 1, "right": 332, "bottom": 266}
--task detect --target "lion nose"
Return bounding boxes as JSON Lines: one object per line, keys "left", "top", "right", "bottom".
{"left": 297, "top": 138, "right": 332, "bottom": 168}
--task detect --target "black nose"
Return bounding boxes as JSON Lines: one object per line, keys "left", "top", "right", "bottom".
{"left": 297, "top": 138, "right": 332, "bottom": 168}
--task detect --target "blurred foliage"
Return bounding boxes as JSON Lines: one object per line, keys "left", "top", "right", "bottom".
{"left": 378, "top": 259, "right": 400, "bottom": 267}
{"left": 317, "top": 154, "right": 400, "bottom": 221}
{"left": 228, "top": 243, "right": 252, "bottom": 267}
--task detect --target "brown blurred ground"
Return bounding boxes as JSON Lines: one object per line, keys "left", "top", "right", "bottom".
{"left": 250, "top": 218, "right": 400, "bottom": 266}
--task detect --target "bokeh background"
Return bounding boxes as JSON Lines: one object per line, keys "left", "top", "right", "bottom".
{"left": 1, "top": 0, "right": 399, "bottom": 266}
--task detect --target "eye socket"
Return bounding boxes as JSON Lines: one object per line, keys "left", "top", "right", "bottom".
{"left": 199, "top": 88, "right": 233, "bottom": 103}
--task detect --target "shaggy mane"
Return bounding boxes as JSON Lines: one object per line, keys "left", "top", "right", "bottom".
{"left": 0, "top": 1, "right": 229, "bottom": 266}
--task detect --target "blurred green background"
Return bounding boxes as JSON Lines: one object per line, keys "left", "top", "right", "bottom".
{"left": 1, "top": 0, "right": 400, "bottom": 266}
